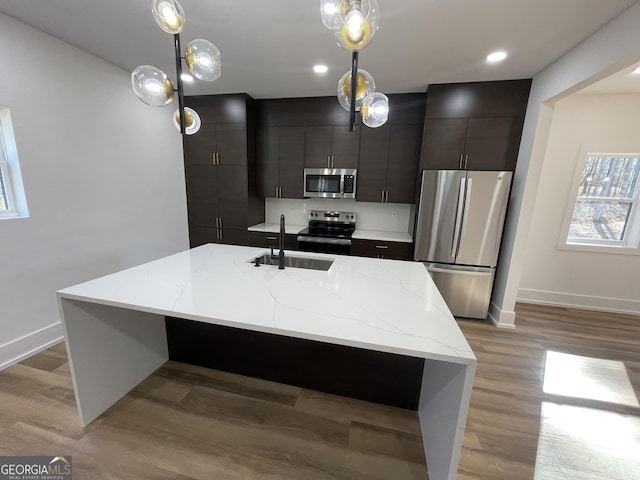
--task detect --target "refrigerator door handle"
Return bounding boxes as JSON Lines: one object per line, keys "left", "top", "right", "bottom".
{"left": 457, "top": 178, "right": 473, "bottom": 260}
{"left": 426, "top": 265, "right": 492, "bottom": 275}
{"left": 451, "top": 178, "right": 466, "bottom": 259}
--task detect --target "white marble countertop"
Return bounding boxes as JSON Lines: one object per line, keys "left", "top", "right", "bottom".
{"left": 248, "top": 223, "right": 307, "bottom": 235}
{"left": 352, "top": 230, "right": 413, "bottom": 243}
{"left": 58, "top": 244, "right": 475, "bottom": 364}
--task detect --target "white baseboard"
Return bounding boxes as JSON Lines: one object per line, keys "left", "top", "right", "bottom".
{"left": 487, "top": 301, "right": 517, "bottom": 329}
{"left": 517, "top": 289, "right": 640, "bottom": 316}
{"left": 0, "top": 322, "right": 64, "bottom": 371}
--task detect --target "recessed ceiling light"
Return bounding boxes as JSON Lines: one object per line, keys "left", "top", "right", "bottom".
{"left": 632, "top": 67, "right": 640, "bottom": 75}
{"left": 181, "top": 73, "right": 194, "bottom": 82}
{"left": 486, "top": 51, "right": 507, "bottom": 63}
{"left": 313, "top": 64, "right": 329, "bottom": 74}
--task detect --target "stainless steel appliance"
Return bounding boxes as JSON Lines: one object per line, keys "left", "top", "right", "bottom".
{"left": 303, "top": 168, "right": 357, "bottom": 199}
{"left": 297, "top": 210, "right": 356, "bottom": 255}
{"left": 414, "top": 170, "right": 512, "bottom": 319}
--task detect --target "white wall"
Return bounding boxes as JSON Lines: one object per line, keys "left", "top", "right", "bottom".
{"left": 0, "top": 14, "right": 189, "bottom": 369}
{"left": 490, "top": 1, "right": 640, "bottom": 327}
{"left": 518, "top": 93, "right": 640, "bottom": 314}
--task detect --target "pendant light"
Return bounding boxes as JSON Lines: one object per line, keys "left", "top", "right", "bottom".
{"left": 131, "top": 0, "right": 221, "bottom": 135}
{"left": 319, "top": 0, "right": 388, "bottom": 130}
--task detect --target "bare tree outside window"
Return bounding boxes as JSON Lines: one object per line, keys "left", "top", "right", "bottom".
{"left": 568, "top": 155, "right": 640, "bottom": 243}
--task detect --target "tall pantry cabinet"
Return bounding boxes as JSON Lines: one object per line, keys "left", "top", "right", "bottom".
{"left": 182, "top": 94, "right": 264, "bottom": 247}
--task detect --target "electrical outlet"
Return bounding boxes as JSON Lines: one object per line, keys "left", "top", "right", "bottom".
{"left": 391, "top": 210, "right": 398, "bottom": 219}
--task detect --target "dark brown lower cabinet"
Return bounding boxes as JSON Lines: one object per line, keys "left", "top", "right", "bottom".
{"left": 166, "top": 317, "right": 424, "bottom": 409}
{"left": 248, "top": 231, "right": 297, "bottom": 250}
{"left": 351, "top": 239, "right": 413, "bottom": 260}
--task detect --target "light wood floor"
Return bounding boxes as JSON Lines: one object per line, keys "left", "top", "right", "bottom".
{"left": 0, "top": 303, "right": 638, "bottom": 479}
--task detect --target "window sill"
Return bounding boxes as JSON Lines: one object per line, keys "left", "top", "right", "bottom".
{"left": 558, "top": 241, "right": 640, "bottom": 256}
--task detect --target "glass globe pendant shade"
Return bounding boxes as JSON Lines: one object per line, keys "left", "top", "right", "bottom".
{"left": 320, "top": 0, "right": 342, "bottom": 30}
{"left": 332, "top": 0, "right": 379, "bottom": 50}
{"left": 173, "top": 107, "right": 201, "bottom": 135}
{"left": 152, "top": 0, "right": 185, "bottom": 34}
{"left": 337, "top": 69, "right": 375, "bottom": 111}
{"left": 131, "top": 65, "right": 175, "bottom": 107}
{"left": 361, "top": 92, "right": 389, "bottom": 128}
{"left": 185, "top": 39, "right": 221, "bottom": 82}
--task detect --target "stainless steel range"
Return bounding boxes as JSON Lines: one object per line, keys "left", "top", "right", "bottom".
{"left": 296, "top": 210, "right": 357, "bottom": 255}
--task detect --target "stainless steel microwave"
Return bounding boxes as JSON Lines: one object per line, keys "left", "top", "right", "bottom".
{"left": 303, "top": 168, "right": 357, "bottom": 199}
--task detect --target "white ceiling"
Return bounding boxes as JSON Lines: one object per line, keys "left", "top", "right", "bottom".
{"left": 0, "top": 0, "right": 638, "bottom": 98}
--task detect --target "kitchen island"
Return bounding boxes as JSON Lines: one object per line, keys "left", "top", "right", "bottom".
{"left": 57, "top": 244, "right": 476, "bottom": 480}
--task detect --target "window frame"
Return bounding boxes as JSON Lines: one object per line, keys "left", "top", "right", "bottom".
{"left": 559, "top": 148, "right": 640, "bottom": 255}
{"left": 0, "top": 106, "right": 30, "bottom": 220}
{"left": 0, "top": 120, "right": 19, "bottom": 219}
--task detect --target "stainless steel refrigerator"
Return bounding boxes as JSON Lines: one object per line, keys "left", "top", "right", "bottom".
{"left": 414, "top": 170, "right": 512, "bottom": 319}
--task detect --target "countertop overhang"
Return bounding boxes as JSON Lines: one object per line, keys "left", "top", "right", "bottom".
{"left": 58, "top": 244, "right": 474, "bottom": 365}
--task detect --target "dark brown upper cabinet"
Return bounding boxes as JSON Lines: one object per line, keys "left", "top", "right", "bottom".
{"left": 183, "top": 123, "right": 247, "bottom": 167}
{"left": 255, "top": 94, "right": 425, "bottom": 202}
{"left": 257, "top": 126, "right": 305, "bottom": 198}
{"left": 305, "top": 125, "right": 360, "bottom": 169}
{"left": 421, "top": 80, "right": 531, "bottom": 171}
{"left": 357, "top": 124, "right": 421, "bottom": 204}
{"left": 422, "top": 117, "right": 512, "bottom": 170}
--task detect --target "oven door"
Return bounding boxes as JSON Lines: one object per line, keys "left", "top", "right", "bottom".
{"left": 297, "top": 235, "right": 352, "bottom": 255}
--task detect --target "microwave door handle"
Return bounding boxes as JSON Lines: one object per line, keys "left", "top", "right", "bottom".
{"left": 451, "top": 178, "right": 466, "bottom": 259}
{"left": 340, "top": 174, "right": 345, "bottom": 195}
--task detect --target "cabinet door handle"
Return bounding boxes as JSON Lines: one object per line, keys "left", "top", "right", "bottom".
{"left": 216, "top": 153, "right": 220, "bottom": 165}
{"left": 279, "top": 187, "right": 282, "bottom": 198}
{"left": 459, "top": 154, "right": 463, "bottom": 169}
{"left": 385, "top": 191, "right": 389, "bottom": 203}
{"left": 219, "top": 217, "right": 223, "bottom": 228}
{"left": 375, "top": 245, "right": 389, "bottom": 249}
{"left": 266, "top": 236, "right": 277, "bottom": 240}
{"left": 218, "top": 228, "right": 223, "bottom": 240}
{"left": 381, "top": 191, "right": 384, "bottom": 202}
{"left": 212, "top": 153, "right": 216, "bottom": 165}
{"left": 464, "top": 154, "right": 468, "bottom": 169}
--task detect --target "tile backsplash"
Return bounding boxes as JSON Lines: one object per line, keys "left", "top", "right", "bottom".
{"left": 265, "top": 198, "right": 414, "bottom": 233}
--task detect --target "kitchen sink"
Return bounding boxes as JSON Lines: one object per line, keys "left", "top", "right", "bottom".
{"left": 250, "top": 253, "right": 333, "bottom": 271}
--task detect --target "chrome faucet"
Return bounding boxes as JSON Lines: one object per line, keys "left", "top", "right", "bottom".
{"left": 279, "top": 214, "right": 285, "bottom": 269}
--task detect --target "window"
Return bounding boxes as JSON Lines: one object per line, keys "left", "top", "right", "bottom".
{"left": 562, "top": 152, "right": 640, "bottom": 253}
{"left": 0, "top": 107, "right": 27, "bottom": 219}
